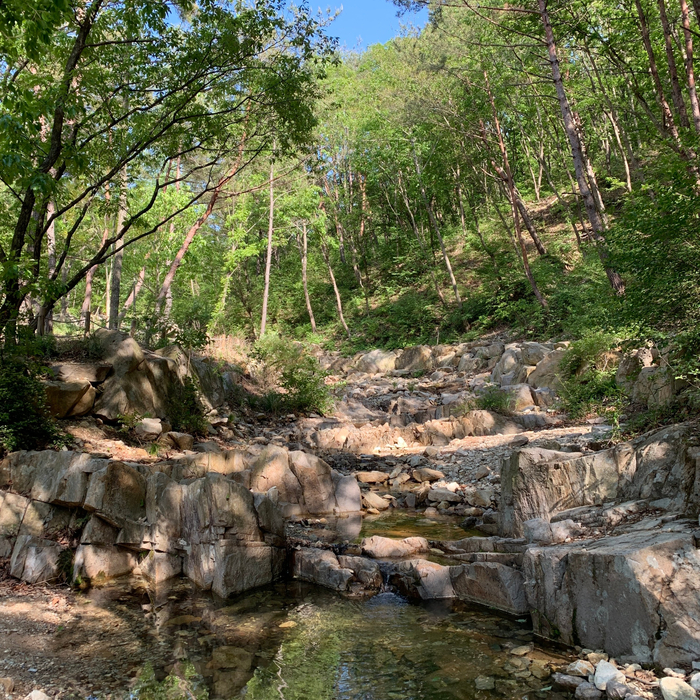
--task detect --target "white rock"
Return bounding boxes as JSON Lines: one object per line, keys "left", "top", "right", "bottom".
{"left": 659, "top": 677, "right": 698, "bottom": 700}
{"left": 593, "top": 660, "right": 625, "bottom": 691}
{"left": 134, "top": 417, "right": 162, "bottom": 439}
{"left": 24, "top": 692, "right": 52, "bottom": 700}
{"left": 690, "top": 673, "right": 700, "bottom": 692}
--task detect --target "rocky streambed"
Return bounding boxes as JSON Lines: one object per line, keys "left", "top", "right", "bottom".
{"left": 2, "top": 332, "right": 700, "bottom": 699}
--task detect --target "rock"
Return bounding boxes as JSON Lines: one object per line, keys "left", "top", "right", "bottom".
{"left": 355, "top": 471, "right": 390, "bottom": 484}
{"left": 355, "top": 350, "right": 397, "bottom": 374}
{"left": 249, "top": 446, "right": 302, "bottom": 505}
{"left": 0, "top": 491, "right": 29, "bottom": 536}
{"left": 395, "top": 345, "right": 434, "bottom": 372}
{"left": 427, "top": 487, "right": 462, "bottom": 503}
{"left": 73, "top": 544, "right": 138, "bottom": 583}
{"left": 83, "top": 461, "right": 147, "bottom": 527}
{"left": 451, "top": 562, "right": 529, "bottom": 614}
{"left": 457, "top": 410, "right": 524, "bottom": 437}
{"left": 51, "top": 362, "right": 111, "bottom": 384}
{"left": 505, "top": 383, "right": 535, "bottom": 411}
{"left": 67, "top": 384, "right": 97, "bottom": 417}
{"left": 523, "top": 518, "right": 553, "bottom": 545}
{"left": 331, "top": 470, "right": 362, "bottom": 513}
{"left": 690, "top": 673, "right": 700, "bottom": 692}
{"left": 292, "top": 547, "right": 353, "bottom": 591}
{"left": 521, "top": 342, "right": 553, "bottom": 367}
{"left": 361, "top": 535, "right": 429, "bottom": 558}
{"left": 576, "top": 683, "right": 604, "bottom": 699}
{"left": 551, "top": 519, "right": 581, "bottom": 543}
{"left": 593, "top": 661, "right": 625, "bottom": 690}
{"left": 288, "top": 451, "right": 336, "bottom": 514}
{"left": 211, "top": 542, "right": 282, "bottom": 598}
{"left": 94, "top": 328, "right": 145, "bottom": 375}
{"left": 80, "top": 515, "right": 118, "bottom": 545}
{"left": 659, "top": 677, "right": 698, "bottom": 700}
{"left": 552, "top": 673, "right": 586, "bottom": 691}
{"left": 362, "top": 491, "right": 391, "bottom": 511}
{"left": 412, "top": 467, "right": 445, "bottom": 482}
{"left": 43, "top": 380, "right": 93, "bottom": 418}
{"left": 499, "top": 446, "right": 618, "bottom": 537}
{"left": 166, "top": 431, "right": 195, "bottom": 451}
{"left": 616, "top": 350, "right": 655, "bottom": 392}
{"left": 139, "top": 550, "right": 182, "bottom": 583}
{"left": 0, "top": 678, "right": 14, "bottom": 694}
{"left": 475, "top": 676, "right": 495, "bottom": 690}
{"left": 524, "top": 530, "right": 700, "bottom": 667}
{"left": 10, "top": 535, "right": 65, "bottom": 583}
{"left": 606, "top": 679, "right": 632, "bottom": 699}
{"left": 567, "top": 660, "right": 596, "bottom": 677}
{"left": 134, "top": 417, "right": 162, "bottom": 440}
{"left": 527, "top": 348, "right": 566, "bottom": 392}
{"left": 631, "top": 366, "right": 686, "bottom": 409}
{"left": 491, "top": 347, "right": 522, "bottom": 386}
{"left": 337, "top": 555, "right": 382, "bottom": 589}
{"left": 457, "top": 354, "right": 480, "bottom": 373}
{"left": 24, "top": 691, "right": 51, "bottom": 700}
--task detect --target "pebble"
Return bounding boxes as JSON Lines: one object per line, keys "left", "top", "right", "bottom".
{"left": 474, "top": 676, "right": 495, "bottom": 690}
{"left": 568, "top": 660, "right": 596, "bottom": 677}
{"left": 510, "top": 644, "right": 533, "bottom": 656}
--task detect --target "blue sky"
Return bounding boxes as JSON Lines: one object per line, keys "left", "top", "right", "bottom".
{"left": 321, "top": 1, "right": 428, "bottom": 50}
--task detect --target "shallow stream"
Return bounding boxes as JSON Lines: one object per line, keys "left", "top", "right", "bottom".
{"left": 118, "top": 578, "right": 570, "bottom": 700}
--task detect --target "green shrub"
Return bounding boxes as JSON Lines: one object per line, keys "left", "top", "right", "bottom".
{"left": 457, "top": 385, "right": 512, "bottom": 415}
{"left": 475, "top": 385, "right": 512, "bottom": 414}
{"left": 254, "top": 334, "right": 332, "bottom": 414}
{"left": 0, "top": 354, "right": 61, "bottom": 453}
{"left": 558, "top": 335, "right": 623, "bottom": 420}
{"left": 167, "top": 377, "right": 208, "bottom": 435}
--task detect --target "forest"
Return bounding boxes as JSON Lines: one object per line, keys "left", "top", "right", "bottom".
{"left": 1, "top": 0, "right": 699, "bottom": 400}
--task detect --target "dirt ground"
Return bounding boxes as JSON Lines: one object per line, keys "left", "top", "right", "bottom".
{"left": 0, "top": 568, "right": 169, "bottom": 700}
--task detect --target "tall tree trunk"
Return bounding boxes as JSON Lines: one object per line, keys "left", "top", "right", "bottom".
{"left": 680, "top": 0, "right": 700, "bottom": 133}
{"left": 321, "top": 238, "right": 350, "bottom": 339}
{"left": 396, "top": 173, "right": 446, "bottom": 306}
{"left": 411, "top": 145, "right": 462, "bottom": 308}
{"left": 538, "top": 0, "right": 625, "bottom": 294}
{"left": 298, "top": 223, "right": 317, "bottom": 333}
{"left": 108, "top": 166, "right": 128, "bottom": 330}
{"left": 482, "top": 75, "right": 548, "bottom": 308}
{"left": 81, "top": 185, "right": 111, "bottom": 336}
{"left": 37, "top": 200, "right": 56, "bottom": 335}
{"left": 657, "top": 0, "right": 691, "bottom": 127}
{"left": 154, "top": 129, "right": 248, "bottom": 322}
{"left": 259, "top": 155, "right": 274, "bottom": 338}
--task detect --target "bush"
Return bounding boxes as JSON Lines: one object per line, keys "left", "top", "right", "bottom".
{"left": 558, "top": 335, "right": 623, "bottom": 420}
{"left": 474, "top": 385, "right": 512, "bottom": 414}
{"left": 167, "top": 377, "right": 208, "bottom": 435}
{"left": 254, "top": 334, "right": 332, "bottom": 414}
{"left": 0, "top": 354, "right": 61, "bottom": 452}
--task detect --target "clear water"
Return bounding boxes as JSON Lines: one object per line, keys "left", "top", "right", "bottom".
{"left": 359, "top": 511, "right": 481, "bottom": 542}
{"left": 124, "top": 579, "right": 570, "bottom": 700}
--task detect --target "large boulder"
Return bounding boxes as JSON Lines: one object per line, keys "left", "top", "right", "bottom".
{"left": 451, "top": 562, "right": 529, "bottom": 615}
{"left": 43, "top": 380, "right": 94, "bottom": 418}
{"left": 395, "top": 345, "right": 434, "bottom": 372}
{"left": 385, "top": 559, "right": 455, "bottom": 599}
{"left": 361, "top": 535, "right": 429, "bottom": 559}
{"left": 527, "top": 349, "right": 566, "bottom": 392}
{"left": 211, "top": 541, "right": 283, "bottom": 598}
{"left": 615, "top": 349, "right": 656, "bottom": 393}
{"left": 292, "top": 547, "right": 354, "bottom": 591}
{"left": 249, "top": 446, "right": 302, "bottom": 505}
{"left": 83, "top": 461, "right": 148, "bottom": 527}
{"left": 288, "top": 451, "right": 336, "bottom": 514}
{"left": 631, "top": 366, "right": 686, "bottom": 409}
{"left": 73, "top": 544, "right": 138, "bottom": 584}
{"left": 491, "top": 346, "right": 522, "bottom": 386}
{"left": 458, "top": 410, "right": 524, "bottom": 437}
{"left": 521, "top": 342, "right": 552, "bottom": 367}
{"left": 355, "top": 350, "right": 397, "bottom": 374}
{"left": 523, "top": 530, "right": 700, "bottom": 667}
{"left": 331, "top": 470, "right": 362, "bottom": 512}
{"left": 50, "top": 362, "right": 112, "bottom": 384}
{"left": 9, "top": 535, "right": 66, "bottom": 583}
{"left": 499, "top": 446, "right": 624, "bottom": 537}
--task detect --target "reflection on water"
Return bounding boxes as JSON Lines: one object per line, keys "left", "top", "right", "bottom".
{"left": 359, "top": 510, "right": 480, "bottom": 542}
{"left": 126, "top": 579, "right": 568, "bottom": 700}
